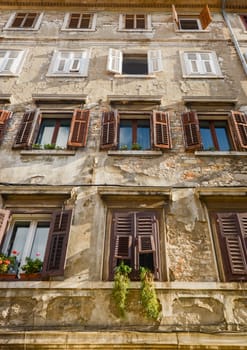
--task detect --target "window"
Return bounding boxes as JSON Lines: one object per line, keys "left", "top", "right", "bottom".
{"left": 107, "top": 49, "right": 162, "bottom": 75}
{"left": 182, "top": 110, "right": 247, "bottom": 152}
{"left": 62, "top": 13, "right": 97, "bottom": 30}
{"left": 0, "top": 110, "right": 11, "bottom": 144}
{"left": 172, "top": 4, "right": 212, "bottom": 31}
{"left": 211, "top": 211, "right": 247, "bottom": 281}
{"left": 181, "top": 51, "right": 222, "bottom": 77}
{"left": 5, "top": 12, "right": 43, "bottom": 30}
{"left": 0, "top": 50, "right": 26, "bottom": 76}
{"left": 108, "top": 210, "right": 161, "bottom": 280}
{"left": 12, "top": 109, "right": 90, "bottom": 150}
{"left": 0, "top": 208, "right": 72, "bottom": 277}
{"left": 48, "top": 50, "right": 90, "bottom": 76}
{"left": 119, "top": 14, "right": 151, "bottom": 31}
{"left": 100, "top": 110, "right": 171, "bottom": 151}
{"left": 240, "top": 15, "right": 247, "bottom": 30}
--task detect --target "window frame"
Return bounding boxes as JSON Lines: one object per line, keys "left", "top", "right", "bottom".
{"left": 0, "top": 49, "right": 27, "bottom": 76}
{"left": 240, "top": 15, "right": 247, "bottom": 31}
{"left": 107, "top": 48, "right": 163, "bottom": 76}
{"left": 118, "top": 14, "right": 152, "bottom": 31}
{"left": 47, "top": 50, "right": 90, "bottom": 77}
{"left": 180, "top": 51, "right": 223, "bottom": 78}
{"left": 172, "top": 4, "right": 212, "bottom": 32}
{"left": 4, "top": 12, "right": 43, "bottom": 31}
{"left": 62, "top": 13, "right": 97, "bottom": 31}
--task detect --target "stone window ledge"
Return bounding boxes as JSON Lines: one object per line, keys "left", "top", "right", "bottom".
{"left": 20, "top": 150, "right": 76, "bottom": 156}
{"left": 108, "top": 150, "right": 162, "bottom": 156}
{"left": 195, "top": 151, "right": 247, "bottom": 156}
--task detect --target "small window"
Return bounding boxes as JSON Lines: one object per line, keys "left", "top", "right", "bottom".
{"left": 172, "top": 4, "right": 212, "bottom": 31}
{"left": 100, "top": 110, "right": 171, "bottom": 151}
{"left": 108, "top": 210, "right": 161, "bottom": 280}
{"left": 62, "top": 13, "right": 97, "bottom": 30}
{"left": 107, "top": 48, "right": 163, "bottom": 75}
{"left": 12, "top": 109, "right": 90, "bottom": 150}
{"left": 5, "top": 12, "right": 43, "bottom": 30}
{"left": 240, "top": 15, "right": 247, "bottom": 30}
{"left": 0, "top": 50, "right": 26, "bottom": 75}
{"left": 48, "top": 50, "right": 90, "bottom": 76}
{"left": 182, "top": 110, "right": 247, "bottom": 152}
{"left": 0, "top": 208, "right": 72, "bottom": 278}
{"left": 119, "top": 14, "right": 151, "bottom": 30}
{"left": 181, "top": 51, "right": 222, "bottom": 77}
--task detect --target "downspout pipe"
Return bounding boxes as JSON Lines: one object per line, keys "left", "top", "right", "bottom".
{"left": 222, "top": 0, "right": 247, "bottom": 75}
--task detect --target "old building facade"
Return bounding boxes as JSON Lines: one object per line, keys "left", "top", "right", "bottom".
{"left": 0, "top": 0, "right": 247, "bottom": 349}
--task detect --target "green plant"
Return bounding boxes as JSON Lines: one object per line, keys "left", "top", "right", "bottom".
{"left": 139, "top": 267, "right": 161, "bottom": 320}
{"left": 0, "top": 253, "right": 16, "bottom": 273}
{"left": 120, "top": 144, "right": 128, "bottom": 150}
{"left": 21, "top": 256, "right": 43, "bottom": 273}
{"left": 44, "top": 143, "right": 56, "bottom": 150}
{"left": 32, "top": 143, "right": 42, "bottom": 149}
{"left": 112, "top": 261, "right": 132, "bottom": 317}
{"left": 131, "top": 143, "right": 142, "bottom": 150}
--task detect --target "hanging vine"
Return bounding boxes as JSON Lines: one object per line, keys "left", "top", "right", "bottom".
{"left": 112, "top": 262, "right": 132, "bottom": 318}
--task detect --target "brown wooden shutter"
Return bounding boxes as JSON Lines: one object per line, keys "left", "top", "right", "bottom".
{"left": 100, "top": 111, "right": 118, "bottom": 150}
{"left": 0, "top": 110, "right": 11, "bottom": 144}
{"left": 230, "top": 111, "right": 247, "bottom": 150}
{"left": 42, "top": 209, "right": 72, "bottom": 277}
{"left": 12, "top": 110, "right": 38, "bottom": 149}
{"left": 152, "top": 111, "right": 172, "bottom": 149}
{"left": 0, "top": 209, "right": 11, "bottom": 247}
{"left": 182, "top": 111, "right": 202, "bottom": 151}
{"left": 67, "top": 109, "right": 90, "bottom": 148}
{"left": 216, "top": 213, "right": 247, "bottom": 281}
{"left": 199, "top": 5, "right": 212, "bottom": 30}
{"left": 172, "top": 4, "right": 179, "bottom": 28}
{"left": 240, "top": 15, "right": 247, "bottom": 31}
{"left": 136, "top": 211, "right": 160, "bottom": 280}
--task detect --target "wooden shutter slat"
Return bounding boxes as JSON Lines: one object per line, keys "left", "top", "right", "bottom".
{"left": 153, "top": 111, "right": 172, "bottom": 149}
{"left": 0, "top": 110, "right": 11, "bottom": 144}
{"left": 12, "top": 110, "right": 37, "bottom": 149}
{"left": 182, "top": 111, "right": 201, "bottom": 150}
{"left": 42, "top": 209, "right": 72, "bottom": 277}
{"left": 138, "top": 235, "right": 155, "bottom": 253}
{"left": 0, "top": 209, "right": 11, "bottom": 247}
{"left": 199, "top": 5, "right": 212, "bottom": 30}
{"left": 67, "top": 109, "right": 90, "bottom": 147}
{"left": 114, "top": 235, "right": 132, "bottom": 259}
{"left": 216, "top": 213, "right": 247, "bottom": 281}
{"left": 100, "top": 111, "right": 118, "bottom": 150}
{"left": 230, "top": 111, "right": 247, "bottom": 150}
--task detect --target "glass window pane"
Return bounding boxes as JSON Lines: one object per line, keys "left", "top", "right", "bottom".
{"left": 56, "top": 120, "right": 70, "bottom": 148}
{"left": 215, "top": 121, "right": 231, "bottom": 151}
{"left": 30, "top": 222, "right": 50, "bottom": 261}
{"left": 37, "top": 120, "right": 55, "bottom": 146}
{"left": 119, "top": 120, "right": 132, "bottom": 149}
{"left": 8, "top": 222, "right": 30, "bottom": 260}
{"left": 137, "top": 120, "right": 150, "bottom": 150}
{"left": 200, "top": 121, "right": 214, "bottom": 150}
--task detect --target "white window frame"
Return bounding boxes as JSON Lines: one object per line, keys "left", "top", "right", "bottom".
{"left": 118, "top": 14, "right": 152, "bottom": 31}
{"left": 0, "top": 49, "right": 27, "bottom": 76}
{"left": 47, "top": 50, "right": 90, "bottom": 77}
{"left": 107, "top": 48, "right": 163, "bottom": 76}
{"left": 178, "top": 18, "right": 202, "bottom": 31}
{"left": 4, "top": 12, "right": 43, "bottom": 31}
{"left": 62, "top": 13, "right": 97, "bottom": 31}
{"left": 180, "top": 51, "right": 223, "bottom": 78}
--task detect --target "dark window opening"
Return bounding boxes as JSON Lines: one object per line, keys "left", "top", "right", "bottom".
{"left": 200, "top": 120, "right": 232, "bottom": 151}
{"left": 11, "top": 13, "right": 38, "bottom": 28}
{"left": 125, "top": 14, "right": 145, "bottom": 29}
{"left": 119, "top": 119, "right": 151, "bottom": 150}
{"left": 68, "top": 13, "right": 92, "bottom": 29}
{"left": 122, "top": 54, "right": 148, "bottom": 75}
{"left": 179, "top": 19, "right": 200, "bottom": 30}
{"left": 36, "top": 118, "right": 71, "bottom": 149}
{"left": 241, "top": 15, "right": 247, "bottom": 30}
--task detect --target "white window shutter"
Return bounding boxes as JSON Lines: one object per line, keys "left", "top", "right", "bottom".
{"left": 147, "top": 14, "right": 152, "bottom": 30}
{"left": 148, "top": 50, "right": 163, "bottom": 73}
{"left": 200, "top": 53, "right": 215, "bottom": 74}
{"left": 79, "top": 50, "right": 90, "bottom": 76}
{"left": 119, "top": 14, "right": 124, "bottom": 30}
{"left": 91, "top": 14, "right": 97, "bottom": 30}
{"left": 184, "top": 53, "right": 200, "bottom": 74}
{"left": 107, "top": 48, "right": 122, "bottom": 74}
{"left": 0, "top": 50, "right": 25, "bottom": 74}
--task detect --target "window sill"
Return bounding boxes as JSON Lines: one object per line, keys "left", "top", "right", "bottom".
{"left": 118, "top": 29, "right": 152, "bottom": 32}
{"left": 46, "top": 74, "right": 88, "bottom": 78}
{"left": 3, "top": 27, "right": 40, "bottom": 31}
{"left": 0, "top": 73, "right": 19, "bottom": 77}
{"left": 114, "top": 74, "right": 155, "bottom": 79}
{"left": 176, "top": 29, "right": 209, "bottom": 33}
{"left": 108, "top": 150, "right": 162, "bottom": 156}
{"left": 20, "top": 150, "right": 76, "bottom": 156}
{"left": 183, "top": 74, "right": 224, "bottom": 79}
{"left": 61, "top": 28, "right": 96, "bottom": 32}
{"left": 195, "top": 151, "right": 247, "bottom": 156}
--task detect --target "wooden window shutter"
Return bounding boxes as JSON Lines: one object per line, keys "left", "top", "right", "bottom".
{"left": 100, "top": 111, "right": 118, "bottom": 150}
{"left": 199, "top": 5, "right": 212, "bottom": 30}
{"left": 181, "top": 111, "right": 202, "bottom": 151}
{"left": 172, "top": 4, "right": 179, "bottom": 28}
{"left": 0, "top": 209, "right": 11, "bottom": 246}
{"left": 0, "top": 110, "right": 11, "bottom": 144}
{"left": 67, "top": 109, "right": 90, "bottom": 148}
{"left": 12, "top": 110, "right": 38, "bottom": 149}
{"left": 152, "top": 110, "right": 172, "bottom": 149}
{"left": 240, "top": 15, "right": 247, "bottom": 31}
{"left": 230, "top": 111, "right": 247, "bottom": 150}
{"left": 216, "top": 213, "right": 247, "bottom": 281}
{"left": 42, "top": 209, "right": 72, "bottom": 277}
{"left": 114, "top": 235, "right": 132, "bottom": 259}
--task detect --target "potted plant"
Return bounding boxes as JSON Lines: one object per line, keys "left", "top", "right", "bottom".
{"left": 131, "top": 143, "right": 142, "bottom": 150}
{"left": 21, "top": 254, "right": 43, "bottom": 280}
{"left": 0, "top": 253, "right": 18, "bottom": 280}
{"left": 112, "top": 261, "right": 132, "bottom": 318}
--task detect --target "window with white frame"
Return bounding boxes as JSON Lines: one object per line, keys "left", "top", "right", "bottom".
{"left": 107, "top": 48, "right": 163, "bottom": 75}
{"left": 119, "top": 14, "right": 152, "bottom": 31}
{"left": 48, "top": 50, "right": 90, "bottom": 76}
{"left": 62, "top": 13, "right": 97, "bottom": 30}
{"left": 181, "top": 51, "right": 222, "bottom": 77}
{"left": 0, "top": 50, "right": 26, "bottom": 75}
{"left": 4, "top": 12, "right": 43, "bottom": 30}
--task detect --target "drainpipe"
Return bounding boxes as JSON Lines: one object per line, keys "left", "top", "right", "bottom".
{"left": 222, "top": 0, "right": 247, "bottom": 75}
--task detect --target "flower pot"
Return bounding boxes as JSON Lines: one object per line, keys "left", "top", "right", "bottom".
{"left": 20, "top": 273, "right": 42, "bottom": 281}
{"left": 0, "top": 274, "right": 18, "bottom": 281}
